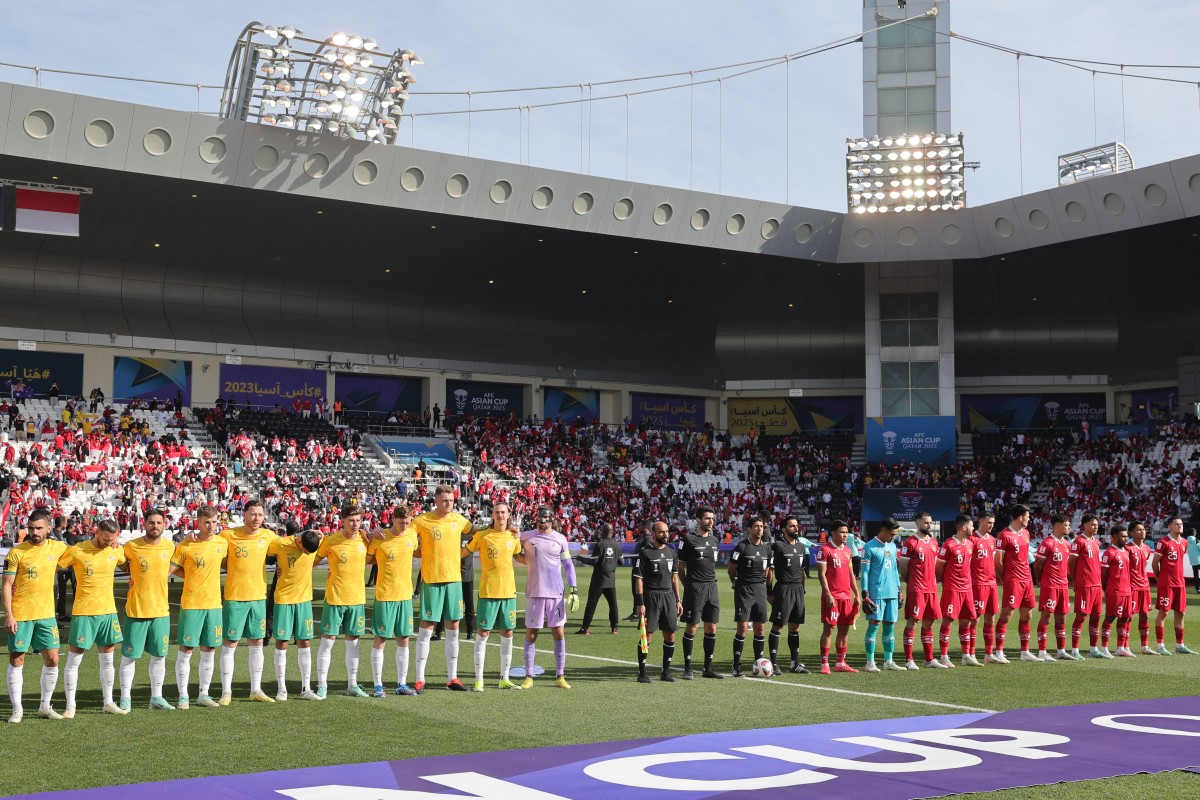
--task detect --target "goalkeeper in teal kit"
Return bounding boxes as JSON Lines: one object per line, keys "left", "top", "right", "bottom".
{"left": 861, "top": 517, "right": 904, "bottom": 672}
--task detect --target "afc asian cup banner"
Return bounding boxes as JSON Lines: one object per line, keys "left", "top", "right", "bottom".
{"left": 728, "top": 395, "right": 865, "bottom": 435}
{"left": 630, "top": 392, "right": 705, "bottom": 429}
{"left": 0, "top": 348, "right": 83, "bottom": 398}
{"left": 446, "top": 379, "right": 523, "bottom": 418}
{"left": 220, "top": 364, "right": 325, "bottom": 408}
{"left": 335, "top": 373, "right": 422, "bottom": 414}
{"left": 112, "top": 357, "right": 191, "bottom": 404}
{"left": 862, "top": 487, "right": 962, "bottom": 522}
{"left": 960, "top": 392, "right": 1106, "bottom": 431}
{"left": 544, "top": 387, "right": 600, "bottom": 423}
{"left": 866, "top": 416, "right": 956, "bottom": 467}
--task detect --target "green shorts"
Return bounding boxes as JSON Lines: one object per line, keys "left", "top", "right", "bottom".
{"left": 178, "top": 608, "right": 223, "bottom": 649}
{"left": 121, "top": 616, "right": 170, "bottom": 659}
{"left": 7, "top": 618, "right": 60, "bottom": 653}
{"left": 419, "top": 582, "right": 464, "bottom": 623}
{"left": 477, "top": 597, "right": 518, "bottom": 631}
{"left": 274, "top": 601, "right": 314, "bottom": 642}
{"left": 321, "top": 604, "right": 366, "bottom": 638}
{"left": 371, "top": 600, "right": 414, "bottom": 639}
{"left": 223, "top": 599, "right": 267, "bottom": 641}
{"left": 68, "top": 613, "right": 123, "bottom": 650}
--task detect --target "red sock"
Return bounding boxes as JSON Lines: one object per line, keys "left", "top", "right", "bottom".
{"left": 1018, "top": 620, "right": 1031, "bottom": 651}
{"left": 1155, "top": 620, "right": 1166, "bottom": 646}
{"left": 968, "top": 624, "right": 978, "bottom": 656}
{"left": 983, "top": 623, "right": 995, "bottom": 653}
{"left": 996, "top": 622, "right": 1007, "bottom": 651}
{"left": 1101, "top": 621, "right": 1113, "bottom": 648}
{"left": 922, "top": 633, "right": 934, "bottom": 662}
{"left": 939, "top": 627, "right": 951, "bottom": 658}
{"left": 1176, "top": 625, "right": 1186, "bottom": 645}
{"left": 1139, "top": 620, "right": 1150, "bottom": 647}
{"left": 1118, "top": 620, "right": 1130, "bottom": 649}
{"left": 958, "top": 630, "right": 971, "bottom": 656}
{"left": 835, "top": 645, "right": 848, "bottom": 664}
{"left": 904, "top": 629, "right": 915, "bottom": 661}
{"left": 1089, "top": 616, "right": 1101, "bottom": 647}
{"left": 1036, "top": 621, "right": 1048, "bottom": 651}
{"left": 820, "top": 644, "right": 830, "bottom": 666}
{"left": 1071, "top": 618, "right": 1083, "bottom": 649}
{"left": 1055, "top": 625, "right": 1067, "bottom": 651}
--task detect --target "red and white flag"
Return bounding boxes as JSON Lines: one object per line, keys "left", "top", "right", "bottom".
{"left": 15, "top": 188, "right": 80, "bottom": 236}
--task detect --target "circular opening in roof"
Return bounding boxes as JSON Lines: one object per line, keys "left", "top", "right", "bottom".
{"left": 532, "top": 186, "right": 554, "bottom": 209}
{"left": 690, "top": 209, "right": 710, "bottom": 230}
{"left": 143, "top": 128, "right": 172, "bottom": 156}
{"left": 1103, "top": 192, "right": 1125, "bottom": 215}
{"left": 1143, "top": 183, "right": 1167, "bottom": 207}
{"left": 303, "top": 153, "right": 330, "bottom": 178}
{"left": 794, "top": 223, "right": 814, "bottom": 243}
{"left": 253, "top": 145, "right": 280, "bottom": 171}
{"left": 1189, "top": 173, "right": 1200, "bottom": 196}
{"left": 897, "top": 226, "right": 918, "bottom": 246}
{"left": 653, "top": 203, "right": 673, "bottom": 225}
{"left": 23, "top": 110, "right": 54, "bottom": 139}
{"left": 1028, "top": 208, "right": 1049, "bottom": 230}
{"left": 446, "top": 173, "right": 469, "bottom": 197}
{"left": 400, "top": 166, "right": 424, "bottom": 191}
{"left": 853, "top": 228, "right": 875, "bottom": 248}
{"left": 760, "top": 218, "right": 779, "bottom": 240}
{"left": 1065, "top": 200, "right": 1087, "bottom": 223}
{"left": 353, "top": 160, "right": 378, "bottom": 185}
{"left": 994, "top": 217, "right": 1015, "bottom": 238}
{"left": 199, "top": 136, "right": 226, "bottom": 164}
{"left": 726, "top": 214, "right": 745, "bottom": 235}
{"left": 613, "top": 198, "right": 634, "bottom": 220}
{"left": 572, "top": 192, "right": 594, "bottom": 215}
{"left": 84, "top": 119, "right": 115, "bottom": 148}
{"left": 940, "top": 224, "right": 962, "bottom": 245}
{"left": 490, "top": 180, "right": 513, "bottom": 204}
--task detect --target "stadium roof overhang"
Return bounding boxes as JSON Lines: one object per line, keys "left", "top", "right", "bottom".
{"left": 1, "top": 82, "right": 1198, "bottom": 387}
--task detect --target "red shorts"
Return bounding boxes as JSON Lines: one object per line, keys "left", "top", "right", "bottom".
{"left": 906, "top": 591, "right": 942, "bottom": 621}
{"left": 941, "top": 589, "right": 978, "bottom": 620}
{"left": 973, "top": 583, "right": 999, "bottom": 616}
{"left": 1105, "top": 591, "right": 1132, "bottom": 619}
{"left": 1074, "top": 586, "right": 1103, "bottom": 615}
{"left": 1038, "top": 586, "right": 1070, "bottom": 614}
{"left": 1129, "top": 588, "right": 1152, "bottom": 615}
{"left": 822, "top": 596, "right": 858, "bottom": 627}
{"left": 1156, "top": 586, "right": 1188, "bottom": 613}
{"left": 1003, "top": 581, "right": 1036, "bottom": 610}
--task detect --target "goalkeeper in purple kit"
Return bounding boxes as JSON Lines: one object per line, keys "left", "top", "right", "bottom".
{"left": 517, "top": 508, "right": 578, "bottom": 689}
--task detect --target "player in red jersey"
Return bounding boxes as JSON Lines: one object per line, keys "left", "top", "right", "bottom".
{"left": 1099, "top": 524, "right": 1134, "bottom": 658}
{"left": 1152, "top": 515, "right": 1196, "bottom": 655}
{"left": 898, "top": 512, "right": 942, "bottom": 670}
{"left": 1068, "top": 513, "right": 1105, "bottom": 659}
{"left": 936, "top": 515, "right": 979, "bottom": 667}
{"left": 1126, "top": 522, "right": 1155, "bottom": 654}
{"left": 993, "top": 504, "right": 1035, "bottom": 663}
{"left": 970, "top": 513, "right": 1001, "bottom": 663}
{"left": 816, "top": 520, "right": 861, "bottom": 675}
{"left": 1033, "top": 513, "right": 1074, "bottom": 662}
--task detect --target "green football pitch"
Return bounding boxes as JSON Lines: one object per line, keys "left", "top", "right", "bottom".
{"left": 2, "top": 565, "right": 1198, "bottom": 798}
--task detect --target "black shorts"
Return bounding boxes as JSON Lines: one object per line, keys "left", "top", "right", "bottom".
{"left": 770, "top": 584, "right": 806, "bottom": 626}
{"left": 734, "top": 584, "right": 770, "bottom": 623}
{"left": 644, "top": 590, "right": 678, "bottom": 634}
{"left": 681, "top": 581, "right": 720, "bottom": 625}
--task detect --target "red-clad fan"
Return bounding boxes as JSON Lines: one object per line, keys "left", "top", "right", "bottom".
{"left": 993, "top": 504, "right": 1035, "bottom": 663}
{"left": 898, "top": 512, "right": 942, "bottom": 670}
{"left": 1033, "top": 514, "right": 1073, "bottom": 662}
{"left": 1099, "top": 524, "right": 1135, "bottom": 658}
{"left": 1152, "top": 515, "right": 1195, "bottom": 655}
{"left": 1068, "top": 512, "right": 1104, "bottom": 658}
{"left": 936, "top": 515, "right": 979, "bottom": 667}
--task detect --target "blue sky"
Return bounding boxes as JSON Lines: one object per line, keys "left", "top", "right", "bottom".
{"left": 3, "top": 1, "right": 1197, "bottom": 210}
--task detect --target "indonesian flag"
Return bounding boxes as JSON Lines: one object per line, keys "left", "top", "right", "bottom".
{"left": 15, "top": 188, "right": 80, "bottom": 236}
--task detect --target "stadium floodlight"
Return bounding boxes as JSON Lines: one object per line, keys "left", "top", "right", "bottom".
{"left": 219, "top": 21, "right": 423, "bottom": 145}
{"left": 1057, "top": 142, "right": 1134, "bottom": 186}
{"left": 845, "top": 132, "right": 967, "bottom": 213}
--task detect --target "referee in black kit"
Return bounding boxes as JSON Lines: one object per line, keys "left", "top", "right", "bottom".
{"left": 634, "top": 521, "right": 682, "bottom": 683}
{"left": 728, "top": 518, "right": 773, "bottom": 677}
{"left": 678, "top": 507, "right": 723, "bottom": 679}
{"left": 768, "top": 515, "right": 810, "bottom": 674}
{"left": 576, "top": 523, "right": 622, "bottom": 635}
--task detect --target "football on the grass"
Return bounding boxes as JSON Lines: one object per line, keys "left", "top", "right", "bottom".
{"left": 752, "top": 658, "right": 773, "bottom": 677}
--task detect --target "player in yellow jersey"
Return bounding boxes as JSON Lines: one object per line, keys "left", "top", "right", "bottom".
{"left": 117, "top": 509, "right": 176, "bottom": 712}
{"left": 4, "top": 509, "right": 68, "bottom": 723}
{"left": 170, "top": 506, "right": 229, "bottom": 709}
{"left": 57, "top": 518, "right": 127, "bottom": 717}
{"left": 314, "top": 504, "right": 370, "bottom": 698}
{"left": 464, "top": 503, "right": 523, "bottom": 692}
{"left": 408, "top": 485, "right": 474, "bottom": 694}
{"left": 367, "top": 506, "right": 420, "bottom": 697}
{"left": 268, "top": 529, "right": 322, "bottom": 701}
{"left": 217, "top": 500, "right": 277, "bottom": 704}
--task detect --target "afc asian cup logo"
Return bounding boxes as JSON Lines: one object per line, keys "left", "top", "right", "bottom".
{"left": 1044, "top": 401, "right": 1061, "bottom": 423}
{"left": 882, "top": 430, "right": 898, "bottom": 453}
{"left": 898, "top": 491, "right": 923, "bottom": 512}
{"left": 453, "top": 388, "right": 469, "bottom": 413}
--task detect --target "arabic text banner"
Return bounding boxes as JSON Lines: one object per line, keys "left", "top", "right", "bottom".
{"left": 960, "top": 392, "right": 1106, "bottom": 431}
{"left": 446, "top": 379, "right": 523, "bottom": 418}
{"left": 335, "top": 373, "right": 422, "bottom": 413}
{"left": 862, "top": 487, "right": 962, "bottom": 522}
{"left": 0, "top": 348, "right": 83, "bottom": 397}
{"left": 112, "top": 357, "right": 191, "bottom": 404}
{"left": 728, "top": 395, "right": 865, "bottom": 435}
{"left": 866, "top": 415, "right": 957, "bottom": 466}
{"left": 543, "top": 387, "right": 600, "bottom": 423}
{"left": 220, "top": 364, "right": 325, "bottom": 408}
{"left": 630, "top": 391, "right": 705, "bottom": 429}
